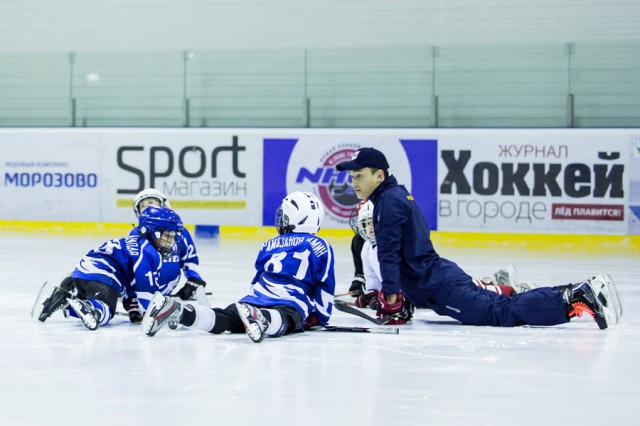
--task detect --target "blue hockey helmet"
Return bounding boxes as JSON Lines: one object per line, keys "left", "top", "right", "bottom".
{"left": 275, "top": 191, "right": 325, "bottom": 235}
{"left": 138, "top": 206, "right": 183, "bottom": 258}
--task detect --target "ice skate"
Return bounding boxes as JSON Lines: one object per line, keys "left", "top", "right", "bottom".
{"left": 67, "top": 298, "right": 101, "bottom": 330}
{"left": 491, "top": 264, "right": 537, "bottom": 294}
{"left": 142, "top": 292, "right": 183, "bottom": 337}
{"left": 492, "top": 264, "right": 519, "bottom": 288}
{"left": 36, "top": 279, "right": 77, "bottom": 322}
{"left": 589, "top": 274, "right": 623, "bottom": 323}
{"left": 565, "top": 274, "right": 622, "bottom": 329}
{"left": 515, "top": 281, "right": 537, "bottom": 292}
{"left": 235, "top": 303, "right": 269, "bottom": 343}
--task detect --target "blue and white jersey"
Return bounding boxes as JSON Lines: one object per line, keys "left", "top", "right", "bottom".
{"left": 127, "top": 227, "right": 203, "bottom": 296}
{"left": 240, "top": 233, "right": 335, "bottom": 326}
{"left": 71, "top": 235, "right": 163, "bottom": 309}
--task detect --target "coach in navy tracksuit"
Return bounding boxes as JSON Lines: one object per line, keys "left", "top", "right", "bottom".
{"left": 336, "top": 147, "right": 577, "bottom": 327}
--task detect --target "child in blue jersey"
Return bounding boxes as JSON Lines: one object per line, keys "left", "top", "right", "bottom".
{"left": 35, "top": 206, "right": 184, "bottom": 330}
{"left": 336, "top": 147, "right": 622, "bottom": 329}
{"left": 122, "top": 189, "right": 207, "bottom": 323}
{"left": 141, "top": 191, "right": 336, "bottom": 343}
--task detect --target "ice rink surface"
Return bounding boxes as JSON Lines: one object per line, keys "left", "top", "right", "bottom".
{"left": 1, "top": 233, "right": 638, "bottom": 426}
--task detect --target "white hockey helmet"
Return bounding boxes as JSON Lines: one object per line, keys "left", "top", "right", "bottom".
{"left": 356, "top": 200, "right": 375, "bottom": 244}
{"left": 133, "top": 188, "right": 172, "bottom": 218}
{"left": 276, "top": 191, "right": 325, "bottom": 235}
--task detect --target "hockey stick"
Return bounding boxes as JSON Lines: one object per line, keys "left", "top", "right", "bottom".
{"left": 335, "top": 291, "right": 354, "bottom": 298}
{"left": 333, "top": 299, "right": 390, "bottom": 325}
{"left": 316, "top": 325, "right": 399, "bottom": 334}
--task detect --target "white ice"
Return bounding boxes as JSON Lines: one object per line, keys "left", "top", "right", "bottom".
{"left": 1, "top": 233, "right": 638, "bottom": 426}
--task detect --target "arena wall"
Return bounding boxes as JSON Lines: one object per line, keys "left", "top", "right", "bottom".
{"left": 1, "top": 128, "right": 638, "bottom": 252}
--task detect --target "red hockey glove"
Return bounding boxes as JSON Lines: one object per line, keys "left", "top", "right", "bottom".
{"left": 123, "top": 296, "right": 143, "bottom": 324}
{"left": 375, "top": 291, "right": 414, "bottom": 325}
{"left": 174, "top": 277, "right": 206, "bottom": 300}
{"left": 303, "top": 313, "right": 319, "bottom": 330}
{"left": 355, "top": 290, "right": 380, "bottom": 309}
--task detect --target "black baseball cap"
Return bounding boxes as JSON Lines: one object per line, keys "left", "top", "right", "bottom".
{"left": 336, "top": 147, "right": 390, "bottom": 171}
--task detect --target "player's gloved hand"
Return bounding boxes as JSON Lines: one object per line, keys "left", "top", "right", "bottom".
{"left": 123, "top": 296, "right": 143, "bottom": 324}
{"left": 375, "top": 291, "right": 414, "bottom": 325}
{"left": 348, "top": 274, "right": 366, "bottom": 297}
{"left": 355, "top": 290, "right": 380, "bottom": 309}
{"left": 303, "top": 313, "right": 319, "bottom": 330}
{"left": 175, "top": 277, "right": 207, "bottom": 300}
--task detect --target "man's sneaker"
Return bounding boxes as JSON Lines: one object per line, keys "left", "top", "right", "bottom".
{"left": 565, "top": 275, "right": 622, "bottom": 329}
{"left": 67, "top": 298, "right": 101, "bottom": 330}
{"left": 235, "top": 303, "right": 269, "bottom": 343}
{"left": 37, "top": 283, "right": 76, "bottom": 322}
{"left": 142, "top": 292, "right": 183, "bottom": 337}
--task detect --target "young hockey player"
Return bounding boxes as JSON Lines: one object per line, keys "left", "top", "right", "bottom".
{"left": 124, "top": 188, "right": 208, "bottom": 323}
{"left": 141, "top": 191, "right": 336, "bottom": 343}
{"left": 336, "top": 147, "right": 623, "bottom": 329}
{"left": 346, "top": 200, "right": 367, "bottom": 297}
{"left": 35, "top": 206, "right": 184, "bottom": 330}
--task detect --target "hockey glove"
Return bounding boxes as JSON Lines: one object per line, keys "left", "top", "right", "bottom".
{"left": 303, "top": 313, "right": 319, "bottom": 330}
{"left": 175, "top": 277, "right": 207, "bottom": 300}
{"left": 355, "top": 290, "right": 380, "bottom": 309}
{"left": 375, "top": 291, "right": 414, "bottom": 325}
{"left": 348, "top": 274, "right": 366, "bottom": 297}
{"left": 123, "top": 296, "right": 143, "bottom": 324}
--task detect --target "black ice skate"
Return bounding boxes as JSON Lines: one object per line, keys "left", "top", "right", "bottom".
{"left": 565, "top": 274, "right": 622, "bottom": 329}
{"left": 142, "top": 292, "right": 183, "bottom": 337}
{"left": 67, "top": 298, "right": 101, "bottom": 330}
{"left": 37, "top": 280, "right": 77, "bottom": 322}
{"left": 235, "top": 303, "right": 269, "bottom": 343}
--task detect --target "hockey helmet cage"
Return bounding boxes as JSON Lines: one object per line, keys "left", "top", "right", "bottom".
{"left": 138, "top": 206, "right": 183, "bottom": 257}
{"left": 356, "top": 200, "right": 375, "bottom": 244}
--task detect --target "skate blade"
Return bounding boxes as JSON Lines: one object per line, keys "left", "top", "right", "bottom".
{"left": 593, "top": 274, "right": 622, "bottom": 327}
{"left": 31, "top": 281, "right": 52, "bottom": 320}
{"left": 601, "top": 274, "right": 623, "bottom": 322}
{"left": 194, "top": 285, "right": 212, "bottom": 308}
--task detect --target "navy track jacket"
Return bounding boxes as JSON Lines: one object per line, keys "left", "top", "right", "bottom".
{"left": 368, "top": 175, "right": 470, "bottom": 308}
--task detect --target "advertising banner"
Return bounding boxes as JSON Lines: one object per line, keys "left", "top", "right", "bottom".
{"left": 629, "top": 135, "right": 640, "bottom": 235}
{"left": 436, "top": 130, "right": 628, "bottom": 234}
{"left": 261, "top": 133, "right": 438, "bottom": 229}
{"left": 1, "top": 128, "right": 636, "bottom": 236}
{"left": 101, "top": 130, "right": 262, "bottom": 225}
{"left": 0, "top": 129, "right": 263, "bottom": 226}
{"left": 0, "top": 131, "right": 103, "bottom": 221}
